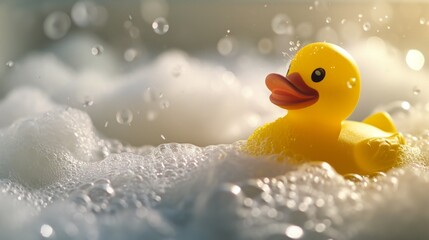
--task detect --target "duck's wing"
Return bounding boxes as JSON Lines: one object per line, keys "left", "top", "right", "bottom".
{"left": 362, "top": 111, "right": 397, "bottom": 133}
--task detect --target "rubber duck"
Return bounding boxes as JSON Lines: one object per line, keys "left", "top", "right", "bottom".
{"left": 246, "top": 42, "right": 407, "bottom": 175}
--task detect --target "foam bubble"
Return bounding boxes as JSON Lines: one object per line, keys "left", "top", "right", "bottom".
{"left": 0, "top": 108, "right": 99, "bottom": 187}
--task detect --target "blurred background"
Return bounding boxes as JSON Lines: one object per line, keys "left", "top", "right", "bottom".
{"left": 0, "top": 0, "right": 429, "bottom": 146}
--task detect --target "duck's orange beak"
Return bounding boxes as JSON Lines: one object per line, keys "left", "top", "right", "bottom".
{"left": 266, "top": 72, "right": 319, "bottom": 109}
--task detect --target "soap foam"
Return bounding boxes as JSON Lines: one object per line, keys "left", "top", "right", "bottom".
{"left": 3, "top": 39, "right": 282, "bottom": 146}
{"left": 0, "top": 105, "right": 428, "bottom": 239}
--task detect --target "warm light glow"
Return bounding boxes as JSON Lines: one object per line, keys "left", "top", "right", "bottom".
{"left": 285, "top": 225, "right": 304, "bottom": 239}
{"left": 406, "top": 49, "right": 425, "bottom": 71}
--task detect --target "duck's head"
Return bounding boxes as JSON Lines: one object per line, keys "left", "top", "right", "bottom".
{"left": 266, "top": 42, "right": 360, "bottom": 122}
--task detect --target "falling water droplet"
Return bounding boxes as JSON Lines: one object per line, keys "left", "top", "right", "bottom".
{"left": 257, "top": 38, "right": 273, "bottom": 55}
{"left": 91, "top": 45, "right": 104, "bottom": 56}
{"left": 285, "top": 225, "right": 304, "bottom": 239}
{"left": 217, "top": 37, "right": 234, "bottom": 56}
{"left": 363, "top": 22, "right": 371, "bottom": 31}
{"left": 271, "top": 14, "right": 294, "bottom": 35}
{"left": 152, "top": 17, "right": 169, "bottom": 35}
{"left": 71, "top": 1, "right": 107, "bottom": 27}
{"left": 124, "top": 48, "right": 138, "bottom": 62}
{"left": 325, "top": 17, "right": 331, "bottom": 24}
{"left": 381, "top": 101, "right": 411, "bottom": 116}
{"left": 420, "top": 17, "right": 426, "bottom": 25}
{"left": 314, "top": 223, "right": 326, "bottom": 233}
{"left": 40, "top": 224, "right": 54, "bottom": 238}
{"left": 43, "top": 11, "right": 71, "bottom": 40}
{"left": 82, "top": 96, "right": 94, "bottom": 107}
{"left": 116, "top": 109, "right": 133, "bottom": 125}
{"left": 160, "top": 134, "right": 166, "bottom": 140}
{"left": 159, "top": 100, "right": 170, "bottom": 109}
{"left": 413, "top": 86, "right": 421, "bottom": 95}
{"left": 347, "top": 78, "right": 357, "bottom": 89}
{"left": 104, "top": 121, "right": 109, "bottom": 127}
{"left": 341, "top": 19, "right": 346, "bottom": 24}
{"left": 146, "top": 111, "right": 158, "bottom": 121}
{"left": 5, "top": 60, "right": 14, "bottom": 68}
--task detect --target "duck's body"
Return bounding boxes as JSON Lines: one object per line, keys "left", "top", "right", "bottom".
{"left": 247, "top": 113, "right": 405, "bottom": 174}
{"left": 246, "top": 42, "right": 407, "bottom": 174}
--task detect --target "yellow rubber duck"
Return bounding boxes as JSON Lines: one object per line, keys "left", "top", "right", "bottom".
{"left": 246, "top": 42, "right": 407, "bottom": 175}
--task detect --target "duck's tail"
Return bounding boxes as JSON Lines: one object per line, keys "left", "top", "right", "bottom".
{"left": 363, "top": 111, "right": 398, "bottom": 133}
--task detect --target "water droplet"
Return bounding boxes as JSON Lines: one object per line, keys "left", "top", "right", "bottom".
{"left": 421, "top": 17, "right": 427, "bottom": 25}
{"left": 226, "top": 29, "right": 231, "bottom": 34}
{"left": 363, "top": 22, "right": 371, "bottom": 31}
{"left": 104, "top": 121, "right": 109, "bottom": 127}
{"left": 71, "top": 1, "right": 108, "bottom": 27}
{"left": 129, "top": 26, "right": 140, "bottom": 39}
{"left": 217, "top": 37, "right": 234, "bottom": 56}
{"left": 341, "top": 19, "right": 346, "bottom": 24}
{"left": 314, "top": 223, "right": 326, "bottom": 232}
{"left": 143, "top": 87, "right": 163, "bottom": 102}
{"left": 160, "top": 134, "right": 166, "bottom": 140}
{"left": 82, "top": 96, "right": 94, "bottom": 107}
{"left": 325, "top": 17, "right": 331, "bottom": 23}
{"left": 413, "top": 86, "right": 421, "bottom": 95}
{"left": 271, "top": 14, "right": 294, "bottom": 35}
{"left": 5, "top": 60, "right": 14, "bottom": 68}
{"left": 258, "top": 38, "right": 273, "bottom": 54}
{"left": 381, "top": 101, "right": 411, "bottom": 116}
{"left": 40, "top": 224, "right": 54, "bottom": 238}
{"left": 406, "top": 49, "right": 425, "bottom": 71}
{"left": 91, "top": 45, "right": 104, "bottom": 56}
{"left": 116, "top": 109, "right": 133, "bottom": 125}
{"left": 152, "top": 17, "right": 169, "bottom": 35}
{"left": 347, "top": 78, "right": 357, "bottom": 89}
{"left": 285, "top": 225, "right": 304, "bottom": 239}
{"left": 70, "top": 192, "right": 92, "bottom": 207}
{"left": 159, "top": 100, "right": 170, "bottom": 109}
{"left": 124, "top": 48, "right": 138, "bottom": 62}
{"left": 43, "top": 11, "right": 71, "bottom": 40}
{"left": 146, "top": 111, "right": 158, "bottom": 121}
{"left": 128, "top": 14, "right": 133, "bottom": 20}
{"left": 344, "top": 173, "right": 364, "bottom": 182}
{"left": 88, "top": 182, "right": 115, "bottom": 202}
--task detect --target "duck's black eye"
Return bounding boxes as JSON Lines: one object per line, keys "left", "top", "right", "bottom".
{"left": 311, "top": 68, "right": 325, "bottom": 82}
